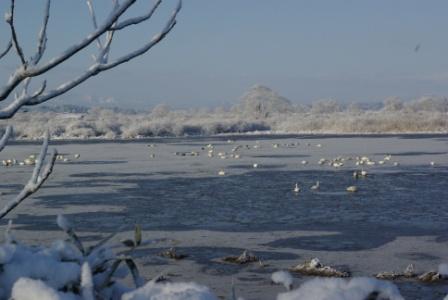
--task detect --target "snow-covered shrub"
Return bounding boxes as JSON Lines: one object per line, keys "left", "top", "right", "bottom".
{"left": 0, "top": 215, "right": 221, "bottom": 300}
{"left": 0, "top": 217, "right": 150, "bottom": 299}
{"left": 3, "top": 85, "right": 448, "bottom": 138}
{"left": 121, "top": 281, "right": 218, "bottom": 300}
{"left": 310, "top": 99, "right": 341, "bottom": 114}
{"left": 277, "top": 277, "right": 404, "bottom": 300}
{"left": 382, "top": 97, "right": 404, "bottom": 112}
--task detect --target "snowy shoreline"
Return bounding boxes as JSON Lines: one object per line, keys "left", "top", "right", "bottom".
{"left": 5, "top": 130, "right": 448, "bottom": 144}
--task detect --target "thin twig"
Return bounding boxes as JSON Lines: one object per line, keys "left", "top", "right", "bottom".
{"left": 0, "top": 1, "right": 181, "bottom": 119}
{"left": 0, "top": 40, "right": 12, "bottom": 60}
{"left": 6, "top": 0, "right": 27, "bottom": 67}
{"left": 111, "top": 0, "right": 162, "bottom": 31}
{"left": 0, "top": 0, "right": 137, "bottom": 103}
{"left": 31, "top": 0, "right": 51, "bottom": 65}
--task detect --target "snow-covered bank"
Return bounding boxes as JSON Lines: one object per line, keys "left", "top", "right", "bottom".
{"left": 2, "top": 85, "right": 448, "bottom": 140}
{"left": 1, "top": 108, "right": 447, "bottom": 140}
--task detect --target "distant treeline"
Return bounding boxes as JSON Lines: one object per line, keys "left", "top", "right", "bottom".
{"left": 2, "top": 85, "right": 448, "bottom": 139}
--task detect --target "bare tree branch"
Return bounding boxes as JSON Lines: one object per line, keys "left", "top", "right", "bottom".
{"left": 86, "top": 0, "right": 103, "bottom": 50}
{"left": 6, "top": 0, "right": 27, "bottom": 67}
{"left": 111, "top": 0, "right": 162, "bottom": 31}
{"left": 0, "top": 0, "right": 137, "bottom": 103}
{"left": 30, "top": 0, "right": 51, "bottom": 65}
{"left": 103, "top": 0, "right": 181, "bottom": 70}
{"left": 0, "top": 125, "right": 12, "bottom": 152}
{"left": 0, "top": 0, "right": 181, "bottom": 119}
{"left": 0, "top": 40, "right": 12, "bottom": 60}
{"left": 0, "top": 81, "right": 46, "bottom": 119}
{"left": 100, "top": 29, "right": 115, "bottom": 64}
{"left": 0, "top": 131, "right": 57, "bottom": 219}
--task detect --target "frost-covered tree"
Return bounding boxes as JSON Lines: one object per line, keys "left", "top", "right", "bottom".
{"left": 346, "top": 102, "right": 362, "bottom": 114}
{"left": 150, "top": 103, "right": 171, "bottom": 118}
{"left": 310, "top": 98, "right": 340, "bottom": 114}
{"left": 405, "top": 96, "right": 448, "bottom": 113}
{"left": 382, "top": 96, "right": 403, "bottom": 112}
{"left": 0, "top": 0, "right": 181, "bottom": 219}
{"left": 234, "top": 84, "right": 294, "bottom": 118}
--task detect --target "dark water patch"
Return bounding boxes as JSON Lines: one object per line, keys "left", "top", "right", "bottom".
{"left": 263, "top": 221, "right": 446, "bottom": 252}
{"left": 153, "top": 171, "right": 190, "bottom": 176}
{"left": 46, "top": 181, "right": 121, "bottom": 189}
{"left": 30, "top": 191, "right": 127, "bottom": 208}
{"left": 263, "top": 231, "right": 392, "bottom": 251}
{"left": 397, "top": 252, "right": 440, "bottom": 261}
{"left": 13, "top": 168, "right": 448, "bottom": 253}
{"left": 0, "top": 183, "right": 22, "bottom": 190}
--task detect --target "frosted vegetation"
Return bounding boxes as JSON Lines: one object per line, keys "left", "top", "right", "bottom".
{"left": 3, "top": 85, "right": 447, "bottom": 139}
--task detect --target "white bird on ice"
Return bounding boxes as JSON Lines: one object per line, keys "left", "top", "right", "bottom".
{"left": 311, "top": 181, "right": 320, "bottom": 191}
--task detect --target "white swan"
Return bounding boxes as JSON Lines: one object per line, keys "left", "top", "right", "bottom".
{"left": 311, "top": 181, "right": 320, "bottom": 191}
{"left": 293, "top": 183, "right": 300, "bottom": 193}
{"left": 346, "top": 186, "right": 358, "bottom": 192}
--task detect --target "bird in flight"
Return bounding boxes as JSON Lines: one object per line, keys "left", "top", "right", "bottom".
{"left": 414, "top": 43, "right": 421, "bottom": 52}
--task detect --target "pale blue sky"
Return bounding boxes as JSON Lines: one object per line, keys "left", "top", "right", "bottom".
{"left": 1, "top": 0, "right": 448, "bottom": 109}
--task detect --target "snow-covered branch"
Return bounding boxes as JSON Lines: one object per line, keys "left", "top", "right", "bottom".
{"left": 30, "top": 0, "right": 51, "bottom": 66}
{"left": 0, "top": 131, "right": 57, "bottom": 219}
{"left": 0, "top": 0, "right": 181, "bottom": 119}
{"left": 111, "top": 0, "right": 162, "bottom": 31}
{"left": 0, "top": 39, "right": 12, "bottom": 60}
{"left": 6, "top": 0, "right": 27, "bottom": 67}
{"left": 86, "top": 0, "right": 103, "bottom": 50}
{"left": 0, "top": 125, "right": 12, "bottom": 152}
{"left": 104, "top": 0, "right": 181, "bottom": 70}
{"left": 0, "top": 0, "right": 181, "bottom": 120}
{"left": 0, "top": 0, "right": 137, "bottom": 103}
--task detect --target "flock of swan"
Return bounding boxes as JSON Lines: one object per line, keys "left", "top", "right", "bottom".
{"left": 2, "top": 153, "right": 80, "bottom": 167}
{"left": 186, "top": 139, "right": 439, "bottom": 195}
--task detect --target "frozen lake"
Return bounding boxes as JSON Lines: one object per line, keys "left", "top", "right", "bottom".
{"left": 1, "top": 134, "right": 448, "bottom": 299}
